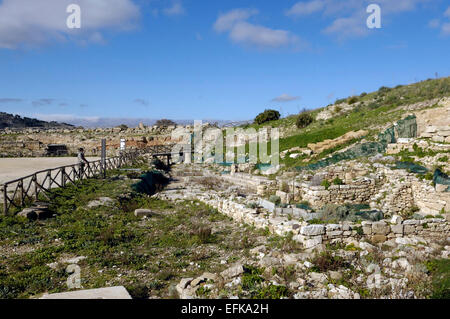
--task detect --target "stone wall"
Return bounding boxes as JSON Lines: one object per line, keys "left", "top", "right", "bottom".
{"left": 298, "top": 178, "right": 379, "bottom": 207}
{"left": 199, "top": 192, "right": 449, "bottom": 250}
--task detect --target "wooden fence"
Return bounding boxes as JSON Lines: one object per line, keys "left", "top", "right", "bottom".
{"left": 0, "top": 147, "right": 168, "bottom": 216}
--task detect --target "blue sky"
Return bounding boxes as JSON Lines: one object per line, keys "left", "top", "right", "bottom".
{"left": 0, "top": 0, "right": 449, "bottom": 124}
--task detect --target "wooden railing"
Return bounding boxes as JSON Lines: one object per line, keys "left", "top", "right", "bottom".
{"left": 0, "top": 146, "right": 177, "bottom": 216}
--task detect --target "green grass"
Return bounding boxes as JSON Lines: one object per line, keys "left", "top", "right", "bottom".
{"left": 425, "top": 259, "right": 450, "bottom": 299}
{"left": 0, "top": 173, "right": 265, "bottom": 299}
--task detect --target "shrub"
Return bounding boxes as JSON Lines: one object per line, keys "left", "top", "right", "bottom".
{"left": 438, "top": 156, "right": 448, "bottom": 162}
{"left": 378, "top": 86, "right": 391, "bottom": 93}
{"left": 360, "top": 92, "right": 367, "bottom": 97}
{"left": 332, "top": 177, "right": 344, "bottom": 185}
{"left": 310, "top": 251, "right": 349, "bottom": 272}
{"left": 254, "top": 109, "right": 280, "bottom": 125}
{"left": 296, "top": 112, "right": 314, "bottom": 129}
{"left": 269, "top": 195, "right": 281, "bottom": 205}
{"left": 321, "top": 179, "right": 331, "bottom": 190}
{"left": 347, "top": 96, "right": 358, "bottom": 104}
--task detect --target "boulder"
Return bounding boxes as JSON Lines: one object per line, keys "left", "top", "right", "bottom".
{"left": 134, "top": 209, "right": 154, "bottom": 218}
{"left": 220, "top": 264, "right": 244, "bottom": 280}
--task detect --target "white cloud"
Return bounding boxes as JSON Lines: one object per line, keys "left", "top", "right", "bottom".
{"left": 0, "top": 0, "right": 140, "bottom": 49}
{"left": 285, "top": 0, "right": 325, "bottom": 17}
{"left": 163, "top": 1, "right": 185, "bottom": 17}
{"left": 33, "top": 113, "right": 100, "bottom": 123}
{"left": 445, "top": 6, "right": 450, "bottom": 18}
{"left": 287, "top": 0, "right": 431, "bottom": 40}
{"left": 214, "top": 9, "right": 302, "bottom": 49}
{"left": 214, "top": 9, "right": 258, "bottom": 32}
{"left": 323, "top": 11, "right": 369, "bottom": 40}
{"left": 442, "top": 23, "right": 450, "bottom": 35}
{"left": 272, "top": 94, "right": 300, "bottom": 102}
{"left": 428, "top": 19, "right": 440, "bottom": 29}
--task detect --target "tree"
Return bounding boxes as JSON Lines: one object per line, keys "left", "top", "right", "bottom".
{"left": 296, "top": 110, "right": 314, "bottom": 129}
{"left": 118, "top": 124, "right": 128, "bottom": 131}
{"left": 254, "top": 109, "right": 280, "bottom": 125}
{"left": 155, "top": 119, "right": 176, "bottom": 127}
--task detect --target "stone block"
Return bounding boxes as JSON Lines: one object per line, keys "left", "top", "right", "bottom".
{"left": 391, "top": 224, "right": 404, "bottom": 234}
{"left": 134, "top": 209, "right": 154, "bottom": 217}
{"left": 372, "top": 221, "right": 390, "bottom": 235}
{"left": 300, "top": 225, "right": 325, "bottom": 236}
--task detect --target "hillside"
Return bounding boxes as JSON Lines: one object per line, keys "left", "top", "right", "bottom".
{"left": 242, "top": 77, "right": 450, "bottom": 169}
{"left": 0, "top": 112, "right": 74, "bottom": 129}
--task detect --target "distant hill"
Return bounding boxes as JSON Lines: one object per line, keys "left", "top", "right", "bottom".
{"left": 0, "top": 112, "right": 74, "bottom": 129}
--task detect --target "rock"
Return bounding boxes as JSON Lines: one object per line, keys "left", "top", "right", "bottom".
{"left": 258, "top": 256, "right": 280, "bottom": 268}
{"left": 391, "top": 224, "right": 403, "bottom": 234}
{"left": 176, "top": 278, "right": 193, "bottom": 296}
{"left": 201, "top": 272, "right": 218, "bottom": 282}
{"left": 17, "top": 208, "right": 38, "bottom": 220}
{"left": 308, "top": 272, "right": 328, "bottom": 284}
{"left": 304, "top": 236, "right": 323, "bottom": 249}
{"left": 359, "top": 242, "right": 377, "bottom": 252}
{"left": 190, "top": 277, "right": 206, "bottom": 287}
{"left": 62, "top": 256, "right": 86, "bottom": 264}
{"left": 303, "top": 261, "right": 313, "bottom": 269}
{"left": 327, "top": 284, "right": 360, "bottom": 299}
{"left": 372, "top": 221, "right": 390, "bottom": 235}
{"left": 392, "top": 258, "right": 411, "bottom": 271}
{"left": 87, "top": 197, "right": 114, "bottom": 208}
{"left": 300, "top": 225, "right": 325, "bottom": 236}
{"left": 328, "top": 271, "right": 343, "bottom": 281}
{"left": 220, "top": 264, "right": 244, "bottom": 279}
{"left": 371, "top": 235, "right": 387, "bottom": 243}
{"left": 134, "top": 209, "right": 154, "bottom": 218}
{"left": 390, "top": 215, "right": 403, "bottom": 224}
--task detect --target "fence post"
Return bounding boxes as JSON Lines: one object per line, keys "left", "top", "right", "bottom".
{"left": 2, "top": 184, "right": 7, "bottom": 215}
{"left": 19, "top": 180, "right": 24, "bottom": 206}
{"left": 47, "top": 170, "right": 52, "bottom": 190}
{"left": 61, "top": 167, "right": 66, "bottom": 187}
{"left": 33, "top": 174, "right": 38, "bottom": 200}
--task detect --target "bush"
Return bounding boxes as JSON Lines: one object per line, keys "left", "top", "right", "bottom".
{"left": 269, "top": 195, "right": 281, "bottom": 205}
{"left": 332, "top": 177, "right": 344, "bottom": 185}
{"left": 254, "top": 109, "right": 280, "bottom": 125}
{"left": 296, "top": 112, "right": 314, "bottom": 129}
{"left": 321, "top": 179, "right": 330, "bottom": 190}
{"left": 347, "top": 96, "right": 358, "bottom": 104}
{"left": 378, "top": 86, "right": 392, "bottom": 93}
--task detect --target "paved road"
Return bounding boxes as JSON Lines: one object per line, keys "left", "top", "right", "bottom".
{"left": 0, "top": 157, "right": 100, "bottom": 185}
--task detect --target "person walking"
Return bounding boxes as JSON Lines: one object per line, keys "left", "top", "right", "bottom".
{"left": 77, "top": 148, "right": 89, "bottom": 179}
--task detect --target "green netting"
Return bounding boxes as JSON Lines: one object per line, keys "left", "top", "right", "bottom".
{"left": 296, "top": 203, "right": 312, "bottom": 210}
{"left": 295, "top": 115, "right": 418, "bottom": 171}
{"left": 396, "top": 115, "right": 417, "bottom": 138}
{"left": 378, "top": 126, "right": 396, "bottom": 145}
{"left": 434, "top": 169, "right": 450, "bottom": 192}
{"left": 315, "top": 204, "right": 384, "bottom": 222}
{"left": 296, "top": 141, "right": 386, "bottom": 171}
{"left": 393, "top": 161, "right": 428, "bottom": 174}
{"left": 131, "top": 170, "right": 169, "bottom": 195}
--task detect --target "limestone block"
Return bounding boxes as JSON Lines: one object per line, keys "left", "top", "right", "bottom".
{"left": 372, "top": 221, "right": 390, "bottom": 235}
{"left": 300, "top": 225, "right": 325, "bottom": 236}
